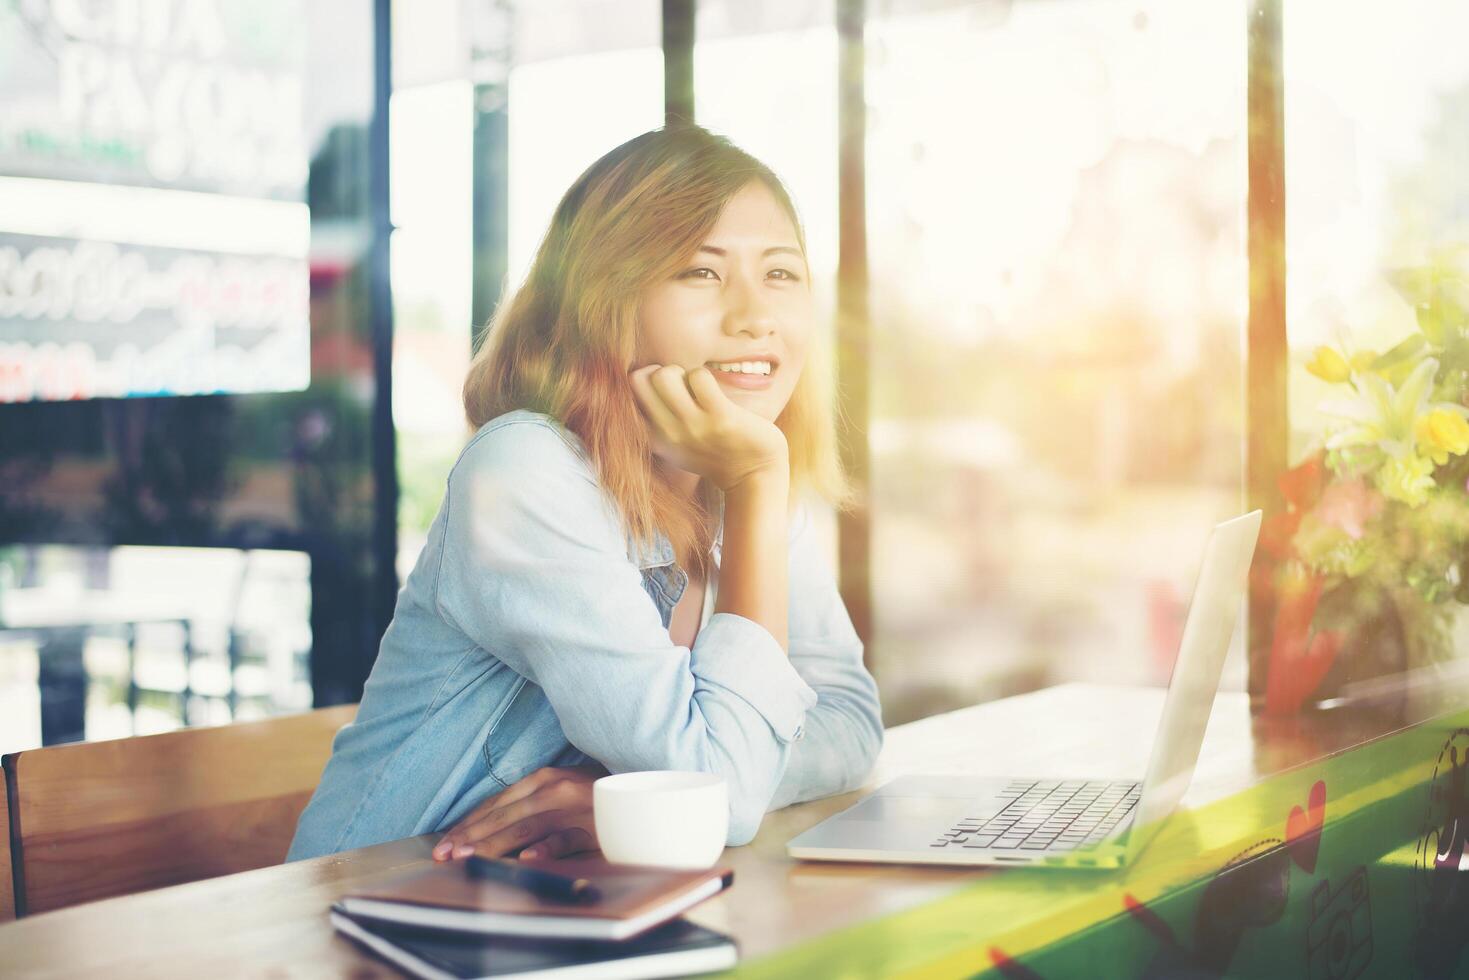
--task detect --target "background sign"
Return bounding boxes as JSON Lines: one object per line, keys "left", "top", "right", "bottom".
{"left": 0, "top": 0, "right": 311, "bottom": 402}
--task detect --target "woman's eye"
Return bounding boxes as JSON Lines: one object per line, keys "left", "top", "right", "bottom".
{"left": 769, "top": 268, "right": 801, "bottom": 282}
{"left": 681, "top": 267, "right": 718, "bottom": 280}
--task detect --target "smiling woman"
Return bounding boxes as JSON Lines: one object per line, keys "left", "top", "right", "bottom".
{"left": 639, "top": 189, "right": 809, "bottom": 408}
{"left": 284, "top": 124, "right": 881, "bottom": 865}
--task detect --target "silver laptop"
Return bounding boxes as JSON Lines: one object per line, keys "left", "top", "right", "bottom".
{"left": 788, "top": 510, "right": 1262, "bottom": 870}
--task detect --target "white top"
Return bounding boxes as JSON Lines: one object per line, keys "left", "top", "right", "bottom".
{"left": 698, "top": 555, "right": 718, "bottom": 632}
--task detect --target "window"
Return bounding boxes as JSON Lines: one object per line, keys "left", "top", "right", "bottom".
{"left": 865, "top": 1, "right": 1248, "bottom": 723}
{"left": 1269, "top": 0, "right": 1469, "bottom": 716}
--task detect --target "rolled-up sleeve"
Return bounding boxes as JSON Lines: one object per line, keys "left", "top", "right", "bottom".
{"left": 433, "top": 418, "right": 817, "bottom": 845}
{"left": 765, "top": 503, "right": 885, "bottom": 812}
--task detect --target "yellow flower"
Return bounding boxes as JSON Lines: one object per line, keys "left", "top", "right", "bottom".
{"left": 1306, "top": 346, "right": 1351, "bottom": 383}
{"left": 1323, "top": 358, "right": 1440, "bottom": 457}
{"left": 1350, "top": 350, "right": 1378, "bottom": 373}
{"left": 1415, "top": 408, "right": 1469, "bottom": 465}
{"left": 1375, "top": 452, "right": 1435, "bottom": 507}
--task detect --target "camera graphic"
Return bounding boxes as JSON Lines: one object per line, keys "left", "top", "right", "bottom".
{"left": 1307, "top": 867, "right": 1373, "bottom": 980}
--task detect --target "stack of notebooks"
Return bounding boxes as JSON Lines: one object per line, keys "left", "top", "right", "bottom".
{"left": 329, "top": 856, "right": 737, "bottom": 980}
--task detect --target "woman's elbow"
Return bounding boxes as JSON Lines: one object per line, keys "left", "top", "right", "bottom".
{"left": 866, "top": 716, "right": 885, "bottom": 766}
{"left": 722, "top": 760, "right": 791, "bottom": 844}
{"left": 844, "top": 707, "right": 884, "bottom": 791}
{"left": 725, "top": 797, "right": 767, "bottom": 846}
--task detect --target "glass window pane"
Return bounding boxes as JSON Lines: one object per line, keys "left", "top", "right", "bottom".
{"left": 506, "top": 8, "right": 664, "bottom": 287}
{"left": 0, "top": 0, "right": 385, "bottom": 746}
{"left": 388, "top": 1, "right": 662, "bottom": 575}
{"left": 694, "top": 6, "right": 842, "bottom": 562}
{"left": 0, "top": 545, "right": 311, "bottom": 749}
{"left": 867, "top": 1, "right": 1248, "bottom": 724}
{"left": 1279, "top": 1, "right": 1469, "bottom": 717}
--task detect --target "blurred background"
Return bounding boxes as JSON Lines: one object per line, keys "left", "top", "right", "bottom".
{"left": 1, "top": 0, "right": 1465, "bottom": 752}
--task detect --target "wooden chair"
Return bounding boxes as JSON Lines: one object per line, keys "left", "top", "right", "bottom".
{"left": 2, "top": 780, "right": 13, "bottom": 922}
{"left": 2, "top": 704, "right": 356, "bottom": 917}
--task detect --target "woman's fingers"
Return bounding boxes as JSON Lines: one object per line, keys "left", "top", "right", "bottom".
{"left": 647, "top": 365, "right": 703, "bottom": 430}
{"left": 443, "top": 792, "right": 545, "bottom": 858}
{"left": 684, "top": 365, "right": 731, "bottom": 418}
{"left": 433, "top": 798, "right": 502, "bottom": 860}
{"left": 629, "top": 365, "right": 681, "bottom": 439}
{"left": 463, "top": 811, "right": 557, "bottom": 859}
{"left": 630, "top": 360, "right": 783, "bottom": 490}
{"left": 631, "top": 363, "right": 727, "bottom": 428}
{"left": 520, "top": 827, "right": 597, "bottom": 861}
{"left": 462, "top": 803, "right": 594, "bottom": 860}
{"left": 439, "top": 773, "right": 597, "bottom": 859}
{"left": 433, "top": 768, "right": 563, "bottom": 860}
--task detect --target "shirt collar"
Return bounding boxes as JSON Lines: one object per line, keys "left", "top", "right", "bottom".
{"left": 627, "top": 491, "right": 725, "bottom": 570}
{"left": 628, "top": 530, "right": 675, "bottom": 569}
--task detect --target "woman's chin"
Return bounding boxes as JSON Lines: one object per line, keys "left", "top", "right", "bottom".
{"left": 726, "top": 387, "right": 783, "bottom": 418}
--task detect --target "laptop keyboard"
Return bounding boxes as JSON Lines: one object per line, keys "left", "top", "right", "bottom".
{"left": 929, "top": 779, "right": 1141, "bottom": 852}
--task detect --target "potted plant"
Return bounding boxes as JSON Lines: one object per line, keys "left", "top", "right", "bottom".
{"left": 1261, "top": 253, "right": 1469, "bottom": 716}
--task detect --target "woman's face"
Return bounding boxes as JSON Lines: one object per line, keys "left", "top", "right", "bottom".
{"left": 635, "top": 180, "right": 813, "bottom": 423}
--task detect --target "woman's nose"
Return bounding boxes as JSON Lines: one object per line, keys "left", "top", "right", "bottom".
{"left": 722, "top": 277, "right": 777, "bottom": 338}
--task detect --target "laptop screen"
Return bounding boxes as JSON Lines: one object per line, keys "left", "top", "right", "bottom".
{"left": 1124, "top": 510, "right": 1262, "bottom": 861}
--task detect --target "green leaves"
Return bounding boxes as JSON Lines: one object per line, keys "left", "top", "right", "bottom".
{"left": 1386, "top": 260, "right": 1469, "bottom": 351}
{"left": 1368, "top": 334, "right": 1426, "bottom": 386}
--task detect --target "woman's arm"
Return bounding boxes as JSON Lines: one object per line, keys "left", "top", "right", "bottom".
{"left": 625, "top": 365, "right": 880, "bottom": 807}
{"left": 716, "top": 467, "right": 791, "bottom": 652}
{"left": 434, "top": 417, "right": 815, "bottom": 845}
{"left": 631, "top": 363, "right": 794, "bottom": 652}
{"left": 764, "top": 503, "right": 884, "bottom": 810}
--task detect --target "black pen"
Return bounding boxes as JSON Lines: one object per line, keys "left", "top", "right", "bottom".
{"left": 464, "top": 854, "right": 603, "bottom": 904}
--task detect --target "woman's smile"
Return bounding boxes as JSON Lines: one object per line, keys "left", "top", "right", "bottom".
{"left": 708, "top": 360, "right": 777, "bottom": 390}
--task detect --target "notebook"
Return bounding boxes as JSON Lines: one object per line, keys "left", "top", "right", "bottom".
{"left": 330, "top": 904, "right": 738, "bottom": 980}
{"left": 338, "top": 858, "right": 734, "bottom": 941}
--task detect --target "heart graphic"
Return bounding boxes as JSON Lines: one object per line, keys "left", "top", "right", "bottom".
{"left": 1285, "top": 779, "right": 1327, "bottom": 873}
{"left": 987, "top": 947, "right": 1044, "bottom": 980}
{"left": 1122, "top": 893, "right": 1178, "bottom": 945}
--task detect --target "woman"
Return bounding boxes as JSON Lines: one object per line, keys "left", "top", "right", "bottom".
{"left": 287, "top": 124, "right": 882, "bottom": 864}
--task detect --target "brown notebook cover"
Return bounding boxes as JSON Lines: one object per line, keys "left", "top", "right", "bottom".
{"left": 340, "top": 856, "right": 734, "bottom": 942}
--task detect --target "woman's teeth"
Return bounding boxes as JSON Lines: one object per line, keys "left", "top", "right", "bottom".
{"left": 709, "top": 361, "right": 772, "bottom": 376}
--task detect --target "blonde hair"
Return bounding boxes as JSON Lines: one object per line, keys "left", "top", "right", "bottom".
{"left": 464, "top": 124, "right": 853, "bottom": 579}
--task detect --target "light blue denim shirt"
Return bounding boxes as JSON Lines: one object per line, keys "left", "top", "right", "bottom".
{"left": 287, "top": 408, "right": 883, "bottom": 860}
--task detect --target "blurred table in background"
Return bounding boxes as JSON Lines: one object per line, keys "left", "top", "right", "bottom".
{"left": 0, "top": 610, "right": 194, "bottom": 747}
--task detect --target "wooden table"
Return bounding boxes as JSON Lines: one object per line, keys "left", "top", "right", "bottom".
{"left": 0, "top": 683, "right": 1448, "bottom": 978}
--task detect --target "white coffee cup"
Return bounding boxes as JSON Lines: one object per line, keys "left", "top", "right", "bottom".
{"left": 593, "top": 771, "right": 729, "bottom": 869}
